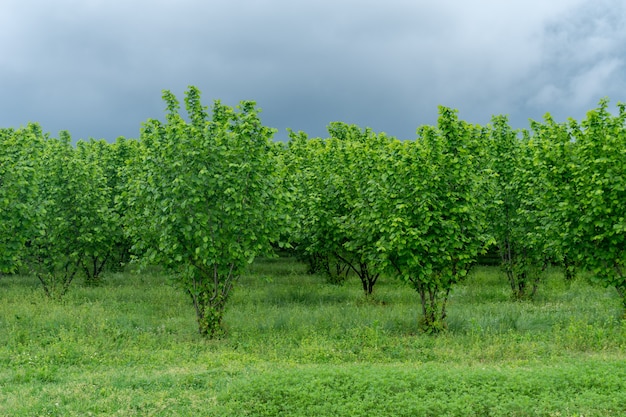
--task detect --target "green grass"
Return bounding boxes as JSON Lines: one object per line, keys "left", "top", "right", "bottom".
{"left": 1, "top": 258, "right": 625, "bottom": 416}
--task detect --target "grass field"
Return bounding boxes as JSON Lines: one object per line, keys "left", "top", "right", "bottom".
{"left": 1, "top": 256, "right": 625, "bottom": 416}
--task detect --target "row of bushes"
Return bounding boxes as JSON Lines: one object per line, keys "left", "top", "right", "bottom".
{"left": 2, "top": 87, "right": 625, "bottom": 335}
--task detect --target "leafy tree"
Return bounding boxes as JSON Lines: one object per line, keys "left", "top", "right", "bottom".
{"left": 285, "top": 124, "right": 389, "bottom": 294}
{"left": 283, "top": 131, "right": 346, "bottom": 282}
{"left": 108, "top": 137, "right": 140, "bottom": 270}
{"left": 24, "top": 131, "right": 112, "bottom": 298}
{"left": 369, "top": 107, "right": 491, "bottom": 332}
{"left": 487, "top": 116, "right": 544, "bottom": 299}
{"left": 565, "top": 100, "right": 626, "bottom": 308}
{"left": 124, "top": 86, "right": 280, "bottom": 337}
{"left": 525, "top": 115, "right": 580, "bottom": 282}
{"left": 0, "top": 125, "right": 42, "bottom": 274}
{"left": 74, "top": 139, "right": 123, "bottom": 283}
{"left": 329, "top": 123, "right": 394, "bottom": 295}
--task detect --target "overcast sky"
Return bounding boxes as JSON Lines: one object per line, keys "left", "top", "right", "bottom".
{"left": 1, "top": 0, "right": 625, "bottom": 142}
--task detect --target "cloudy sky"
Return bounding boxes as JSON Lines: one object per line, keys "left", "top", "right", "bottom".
{"left": 1, "top": 0, "right": 625, "bottom": 142}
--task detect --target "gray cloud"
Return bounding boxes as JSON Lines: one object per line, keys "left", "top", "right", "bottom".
{"left": 524, "top": 0, "right": 626, "bottom": 121}
{"left": 1, "top": 0, "right": 624, "bottom": 142}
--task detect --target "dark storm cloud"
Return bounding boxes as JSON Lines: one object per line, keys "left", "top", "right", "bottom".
{"left": 1, "top": 0, "right": 624, "bottom": 142}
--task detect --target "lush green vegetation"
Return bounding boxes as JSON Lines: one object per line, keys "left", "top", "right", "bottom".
{"left": 2, "top": 88, "right": 626, "bottom": 414}
{"left": 124, "top": 87, "right": 282, "bottom": 337}
{"left": 1, "top": 257, "right": 625, "bottom": 416}
{"left": 3, "top": 89, "right": 626, "bottom": 334}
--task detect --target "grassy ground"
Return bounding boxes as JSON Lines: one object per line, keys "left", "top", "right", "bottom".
{"left": 1, "top": 257, "right": 625, "bottom": 416}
